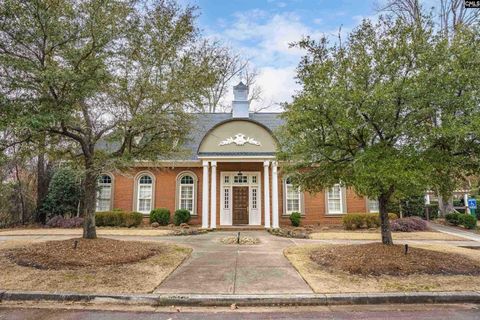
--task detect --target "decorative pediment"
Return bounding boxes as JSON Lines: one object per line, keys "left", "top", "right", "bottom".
{"left": 219, "top": 133, "right": 261, "bottom": 146}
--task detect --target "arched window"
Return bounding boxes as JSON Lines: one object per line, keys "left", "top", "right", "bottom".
{"left": 96, "top": 174, "right": 112, "bottom": 212}
{"left": 284, "top": 177, "right": 301, "bottom": 215}
{"left": 137, "top": 174, "right": 153, "bottom": 213}
{"left": 177, "top": 172, "right": 197, "bottom": 215}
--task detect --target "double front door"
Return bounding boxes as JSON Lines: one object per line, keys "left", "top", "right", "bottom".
{"left": 232, "top": 186, "right": 249, "bottom": 225}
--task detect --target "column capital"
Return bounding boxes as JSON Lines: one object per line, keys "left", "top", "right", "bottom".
{"left": 263, "top": 160, "right": 270, "bottom": 167}
{"left": 202, "top": 160, "right": 209, "bottom": 167}
{"left": 211, "top": 160, "right": 217, "bottom": 167}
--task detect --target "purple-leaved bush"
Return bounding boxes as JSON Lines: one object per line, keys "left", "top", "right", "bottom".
{"left": 46, "top": 216, "right": 84, "bottom": 228}
{"left": 390, "top": 216, "right": 427, "bottom": 232}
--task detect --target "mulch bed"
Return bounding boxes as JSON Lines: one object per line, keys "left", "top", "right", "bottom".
{"left": 3, "top": 238, "right": 164, "bottom": 270}
{"left": 220, "top": 236, "right": 260, "bottom": 245}
{"left": 310, "top": 243, "right": 480, "bottom": 276}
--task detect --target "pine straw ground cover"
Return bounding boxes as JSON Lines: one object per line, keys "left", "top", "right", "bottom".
{"left": 0, "top": 238, "right": 191, "bottom": 293}
{"left": 220, "top": 236, "right": 260, "bottom": 245}
{"left": 310, "top": 243, "right": 480, "bottom": 276}
{"left": 285, "top": 243, "right": 480, "bottom": 293}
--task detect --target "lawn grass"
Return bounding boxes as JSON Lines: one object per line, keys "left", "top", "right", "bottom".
{"left": 0, "top": 238, "right": 191, "bottom": 293}
{"left": 284, "top": 243, "right": 480, "bottom": 293}
{"left": 308, "top": 231, "right": 463, "bottom": 241}
{"left": 0, "top": 228, "right": 174, "bottom": 236}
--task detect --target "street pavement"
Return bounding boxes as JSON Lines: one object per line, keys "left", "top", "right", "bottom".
{"left": 0, "top": 304, "right": 479, "bottom": 320}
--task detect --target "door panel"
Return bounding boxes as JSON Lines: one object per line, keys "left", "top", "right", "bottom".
{"left": 232, "top": 186, "right": 249, "bottom": 225}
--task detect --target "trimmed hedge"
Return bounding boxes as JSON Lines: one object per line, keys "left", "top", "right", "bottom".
{"left": 173, "top": 209, "right": 191, "bottom": 226}
{"left": 96, "top": 210, "right": 143, "bottom": 227}
{"left": 445, "top": 212, "right": 462, "bottom": 226}
{"left": 390, "top": 217, "right": 427, "bottom": 232}
{"left": 150, "top": 208, "right": 170, "bottom": 225}
{"left": 290, "top": 212, "right": 301, "bottom": 227}
{"left": 342, "top": 212, "right": 398, "bottom": 230}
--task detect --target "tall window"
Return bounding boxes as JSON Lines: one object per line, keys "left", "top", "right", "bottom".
{"left": 179, "top": 175, "right": 194, "bottom": 213}
{"left": 137, "top": 175, "right": 153, "bottom": 213}
{"left": 96, "top": 174, "right": 112, "bottom": 212}
{"left": 368, "top": 199, "right": 379, "bottom": 213}
{"left": 327, "top": 184, "right": 343, "bottom": 214}
{"left": 285, "top": 177, "right": 301, "bottom": 214}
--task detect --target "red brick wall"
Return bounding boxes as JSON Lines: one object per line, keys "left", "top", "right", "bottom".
{"left": 111, "top": 164, "right": 368, "bottom": 227}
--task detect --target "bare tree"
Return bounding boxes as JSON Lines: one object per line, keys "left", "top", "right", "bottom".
{"left": 377, "top": 0, "right": 480, "bottom": 35}
{"left": 187, "top": 41, "right": 262, "bottom": 113}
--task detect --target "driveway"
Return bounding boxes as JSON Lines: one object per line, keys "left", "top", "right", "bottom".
{"left": 153, "top": 231, "right": 313, "bottom": 294}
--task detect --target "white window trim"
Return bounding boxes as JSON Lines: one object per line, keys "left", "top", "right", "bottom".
{"left": 283, "top": 177, "right": 303, "bottom": 215}
{"left": 133, "top": 171, "right": 155, "bottom": 214}
{"left": 326, "top": 184, "right": 345, "bottom": 215}
{"left": 96, "top": 173, "right": 114, "bottom": 212}
{"left": 176, "top": 171, "right": 198, "bottom": 215}
{"left": 367, "top": 198, "right": 380, "bottom": 213}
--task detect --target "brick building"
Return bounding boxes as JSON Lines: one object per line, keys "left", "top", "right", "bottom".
{"left": 96, "top": 83, "right": 379, "bottom": 227}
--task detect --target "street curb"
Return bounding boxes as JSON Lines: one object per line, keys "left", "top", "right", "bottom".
{"left": 1, "top": 290, "right": 480, "bottom": 306}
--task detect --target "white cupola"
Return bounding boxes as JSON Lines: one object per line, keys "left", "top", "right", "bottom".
{"left": 232, "top": 82, "right": 250, "bottom": 118}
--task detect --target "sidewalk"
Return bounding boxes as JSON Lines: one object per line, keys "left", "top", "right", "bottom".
{"left": 428, "top": 222, "right": 480, "bottom": 243}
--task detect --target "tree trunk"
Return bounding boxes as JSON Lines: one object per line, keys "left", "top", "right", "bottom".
{"left": 36, "top": 136, "right": 49, "bottom": 224}
{"left": 82, "top": 160, "right": 97, "bottom": 239}
{"left": 379, "top": 191, "right": 394, "bottom": 245}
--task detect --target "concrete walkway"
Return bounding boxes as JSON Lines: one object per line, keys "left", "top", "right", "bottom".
{"left": 428, "top": 222, "right": 480, "bottom": 243}
{"left": 154, "top": 231, "right": 313, "bottom": 294}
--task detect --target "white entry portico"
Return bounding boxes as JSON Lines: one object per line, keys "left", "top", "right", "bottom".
{"left": 200, "top": 159, "right": 280, "bottom": 229}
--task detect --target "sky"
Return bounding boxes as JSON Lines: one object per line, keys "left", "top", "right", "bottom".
{"left": 184, "top": 0, "right": 379, "bottom": 111}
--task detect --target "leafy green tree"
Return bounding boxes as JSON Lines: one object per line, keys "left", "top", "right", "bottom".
{"left": 0, "top": 0, "right": 217, "bottom": 238}
{"left": 278, "top": 17, "right": 436, "bottom": 245}
{"left": 40, "top": 166, "right": 83, "bottom": 219}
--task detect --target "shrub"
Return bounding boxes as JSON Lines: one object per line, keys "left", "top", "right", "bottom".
{"left": 390, "top": 217, "right": 427, "bottom": 232}
{"left": 425, "top": 203, "right": 439, "bottom": 220}
{"left": 388, "top": 212, "right": 398, "bottom": 220}
{"left": 96, "top": 210, "right": 142, "bottom": 227}
{"left": 459, "top": 214, "right": 477, "bottom": 230}
{"left": 173, "top": 209, "right": 191, "bottom": 226}
{"left": 445, "top": 212, "right": 461, "bottom": 226}
{"left": 342, "top": 213, "right": 365, "bottom": 230}
{"left": 365, "top": 213, "right": 380, "bottom": 228}
{"left": 290, "top": 212, "right": 301, "bottom": 227}
{"left": 150, "top": 208, "right": 170, "bottom": 225}
{"left": 124, "top": 211, "right": 143, "bottom": 227}
{"left": 46, "top": 216, "right": 84, "bottom": 228}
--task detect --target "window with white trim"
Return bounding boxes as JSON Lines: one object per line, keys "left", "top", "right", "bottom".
{"left": 252, "top": 187, "right": 258, "bottom": 209}
{"left": 137, "top": 175, "right": 153, "bottom": 213}
{"left": 96, "top": 174, "right": 112, "bottom": 212}
{"left": 285, "top": 177, "right": 301, "bottom": 214}
{"left": 368, "top": 199, "right": 379, "bottom": 213}
{"left": 179, "top": 175, "right": 194, "bottom": 213}
{"left": 327, "top": 184, "right": 343, "bottom": 214}
{"left": 224, "top": 187, "right": 230, "bottom": 209}
{"left": 234, "top": 175, "right": 248, "bottom": 184}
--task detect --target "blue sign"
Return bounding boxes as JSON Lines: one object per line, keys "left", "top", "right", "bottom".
{"left": 468, "top": 198, "right": 477, "bottom": 209}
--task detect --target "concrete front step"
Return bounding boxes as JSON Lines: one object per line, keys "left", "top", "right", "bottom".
{"left": 215, "top": 225, "right": 267, "bottom": 231}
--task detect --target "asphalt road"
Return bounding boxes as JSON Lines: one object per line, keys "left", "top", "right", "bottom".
{"left": 1, "top": 305, "right": 480, "bottom": 320}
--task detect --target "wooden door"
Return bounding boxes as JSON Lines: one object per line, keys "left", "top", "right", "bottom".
{"left": 232, "top": 186, "right": 249, "bottom": 225}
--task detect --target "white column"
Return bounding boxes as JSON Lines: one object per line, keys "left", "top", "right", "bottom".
{"left": 271, "top": 161, "right": 279, "bottom": 229}
{"left": 202, "top": 161, "right": 209, "bottom": 229}
{"left": 425, "top": 193, "right": 431, "bottom": 205}
{"left": 210, "top": 161, "right": 217, "bottom": 229}
{"left": 464, "top": 193, "right": 470, "bottom": 214}
{"left": 263, "top": 161, "right": 271, "bottom": 228}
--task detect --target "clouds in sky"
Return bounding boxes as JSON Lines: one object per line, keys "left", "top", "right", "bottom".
{"left": 198, "top": 0, "right": 376, "bottom": 111}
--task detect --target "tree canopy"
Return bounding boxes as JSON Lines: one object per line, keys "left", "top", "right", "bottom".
{"left": 278, "top": 16, "right": 480, "bottom": 244}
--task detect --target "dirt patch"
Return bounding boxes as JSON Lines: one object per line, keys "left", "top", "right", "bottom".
{"left": 4, "top": 238, "right": 164, "bottom": 270}
{"left": 220, "top": 236, "right": 260, "bottom": 245}
{"left": 310, "top": 243, "right": 480, "bottom": 276}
